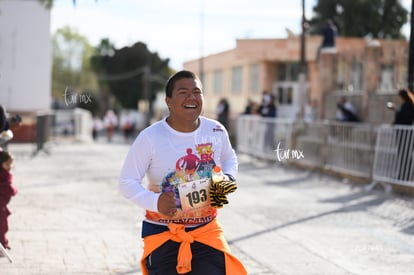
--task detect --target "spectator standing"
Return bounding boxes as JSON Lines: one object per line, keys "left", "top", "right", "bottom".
{"left": 389, "top": 89, "right": 414, "bottom": 125}
{"left": 0, "top": 151, "right": 18, "bottom": 252}
{"left": 120, "top": 111, "right": 136, "bottom": 142}
{"left": 0, "top": 105, "right": 21, "bottom": 150}
{"left": 388, "top": 89, "right": 414, "bottom": 180}
{"left": 321, "top": 19, "right": 337, "bottom": 48}
{"left": 92, "top": 116, "right": 103, "bottom": 141}
{"left": 216, "top": 98, "right": 230, "bottom": 130}
{"left": 0, "top": 105, "right": 7, "bottom": 133}
{"left": 259, "top": 92, "right": 277, "bottom": 150}
{"left": 317, "top": 19, "right": 338, "bottom": 61}
{"left": 103, "top": 110, "right": 118, "bottom": 142}
{"left": 242, "top": 99, "right": 253, "bottom": 115}
{"left": 336, "top": 96, "right": 360, "bottom": 122}
{"left": 258, "top": 92, "right": 277, "bottom": 118}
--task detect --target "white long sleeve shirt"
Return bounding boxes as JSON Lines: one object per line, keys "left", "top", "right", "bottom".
{"left": 119, "top": 116, "right": 238, "bottom": 226}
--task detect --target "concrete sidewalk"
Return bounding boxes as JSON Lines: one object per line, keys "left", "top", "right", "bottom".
{"left": 1, "top": 142, "right": 142, "bottom": 274}
{"left": 1, "top": 141, "right": 414, "bottom": 274}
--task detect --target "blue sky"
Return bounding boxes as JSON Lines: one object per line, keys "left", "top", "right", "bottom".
{"left": 51, "top": 0, "right": 411, "bottom": 70}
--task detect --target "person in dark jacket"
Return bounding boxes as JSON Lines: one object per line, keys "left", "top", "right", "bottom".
{"left": 0, "top": 105, "right": 22, "bottom": 151}
{"left": 389, "top": 89, "right": 414, "bottom": 125}
{"left": 336, "top": 96, "right": 360, "bottom": 122}
{"left": 0, "top": 105, "right": 8, "bottom": 132}
{"left": 258, "top": 92, "right": 276, "bottom": 118}
{"left": 0, "top": 104, "right": 22, "bottom": 133}
{"left": 258, "top": 92, "right": 277, "bottom": 149}
{"left": 216, "top": 98, "right": 230, "bottom": 130}
{"left": 388, "top": 89, "right": 414, "bottom": 181}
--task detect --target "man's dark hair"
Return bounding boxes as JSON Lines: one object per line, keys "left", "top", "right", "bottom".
{"left": 165, "top": 70, "right": 200, "bottom": 98}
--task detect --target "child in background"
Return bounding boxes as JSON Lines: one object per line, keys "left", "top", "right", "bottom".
{"left": 0, "top": 150, "right": 18, "bottom": 251}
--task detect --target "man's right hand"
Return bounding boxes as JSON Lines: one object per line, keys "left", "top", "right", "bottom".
{"left": 157, "top": 192, "right": 177, "bottom": 217}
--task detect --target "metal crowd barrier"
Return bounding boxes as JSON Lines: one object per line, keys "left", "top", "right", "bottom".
{"left": 237, "top": 116, "right": 414, "bottom": 192}
{"left": 292, "top": 121, "right": 376, "bottom": 178}
{"left": 325, "top": 121, "right": 376, "bottom": 177}
{"left": 371, "top": 125, "right": 414, "bottom": 188}
{"left": 237, "top": 115, "right": 294, "bottom": 160}
{"left": 294, "top": 121, "right": 326, "bottom": 167}
{"left": 32, "top": 111, "right": 53, "bottom": 156}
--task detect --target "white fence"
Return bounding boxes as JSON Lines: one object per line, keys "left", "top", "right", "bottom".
{"left": 237, "top": 116, "right": 294, "bottom": 160}
{"left": 325, "top": 122, "right": 376, "bottom": 177}
{"left": 294, "top": 121, "right": 376, "bottom": 178}
{"left": 372, "top": 125, "right": 414, "bottom": 188}
{"left": 236, "top": 116, "right": 414, "bottom": 190}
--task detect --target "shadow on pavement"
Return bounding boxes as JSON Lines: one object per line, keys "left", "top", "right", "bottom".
{"left": 401, "top": 223, "right": 414, "bottom": 235}
{"left": 228, "top": 196, "right": 386, "bottom": 245}
{"left": 264, "top": 173, "right": 311, "bottom": 186}
{"left": 318, "top": 190, "right": 374, "bottom": 204}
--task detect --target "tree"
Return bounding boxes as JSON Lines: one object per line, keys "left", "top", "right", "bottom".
{"left": 91, "top": 41, "right": 172, "bottom": 114}
{"left": 308, "top": 0, "right": 408, "bottom": 39}
{"left": 52, "top": 26, "right": 99, "bottom": 114}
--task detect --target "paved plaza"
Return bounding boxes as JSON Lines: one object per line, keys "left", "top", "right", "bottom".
{"left": 1, "top": 140, "right": 414, "bottom": 274}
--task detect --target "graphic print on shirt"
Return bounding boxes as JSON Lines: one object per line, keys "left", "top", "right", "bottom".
{"left": 146, "top": 142, "right": 218, "bottom": 225}
{"left": 176, "top": 148, "right": 201, "bottom": 180}
{"left": 195, "top": 142, "right": 215, "bottom": 179}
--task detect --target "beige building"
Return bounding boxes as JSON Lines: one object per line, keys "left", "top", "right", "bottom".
{"left": 183, "top": 35, "right": 408, "bottom": 125}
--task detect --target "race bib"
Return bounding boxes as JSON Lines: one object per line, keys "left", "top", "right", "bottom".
{"left": 177, "top": 178, "right": 210, "bottom": 211}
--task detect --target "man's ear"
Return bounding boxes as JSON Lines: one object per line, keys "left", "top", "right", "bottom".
{"left": 165, "top": 97, "right": 171, "bottom": 108}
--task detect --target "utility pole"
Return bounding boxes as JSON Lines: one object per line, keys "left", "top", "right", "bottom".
{"left": 142, "top": 52, "right": 151, "bottom": 127}
{"left": 300, "top": 0, "right": 306, "bottom": 73}
{"left": 298, "top": 0, "right": 307, "bottom": 119}
{"left": 199, "top": 0, "right": 205, "bottom": 81}
{"left": 408, "top": 0, "right": 414, "bottom": 93}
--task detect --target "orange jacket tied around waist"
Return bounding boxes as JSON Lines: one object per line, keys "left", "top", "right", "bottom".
{"left": 141, "top": 218, "right": 247, "bottom": 275}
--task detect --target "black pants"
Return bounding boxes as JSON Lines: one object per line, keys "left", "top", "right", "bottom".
{"left": 146, "top": 240, "right": 225, "bottom": 275}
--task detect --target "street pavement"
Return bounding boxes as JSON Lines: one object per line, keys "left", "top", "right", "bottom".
{"left": 1, "top": 138, "right": 414, "bottom": 275}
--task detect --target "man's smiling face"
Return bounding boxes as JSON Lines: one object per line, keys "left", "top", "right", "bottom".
{"left": 165, "top": 77, "right": 203, "bottom": 126}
